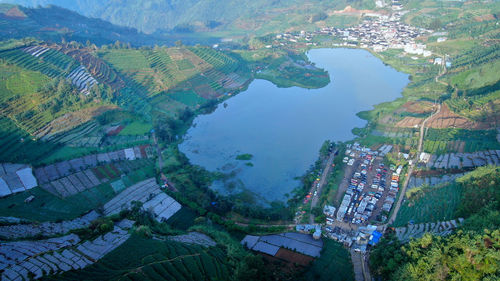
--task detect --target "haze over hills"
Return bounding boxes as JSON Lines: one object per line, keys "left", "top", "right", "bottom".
{"left": 0, "top": 0, "right": 374, "bottom": 34}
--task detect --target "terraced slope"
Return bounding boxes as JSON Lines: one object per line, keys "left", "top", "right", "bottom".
{"left": 43, "top": 235, "right": 232, "bottom": 281}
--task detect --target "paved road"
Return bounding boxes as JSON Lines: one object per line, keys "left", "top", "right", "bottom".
{"left": 309, "top": 150, "right": 337, "bottom": 223}
{"left": 350, "top": 249, "right": 371, "bottom": 281}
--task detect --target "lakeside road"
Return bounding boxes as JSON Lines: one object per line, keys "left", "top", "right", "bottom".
{"left": 309, "top": 150, "right": 337, "bottom": 224}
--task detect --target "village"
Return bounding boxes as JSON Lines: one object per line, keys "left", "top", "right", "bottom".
{"left": 293, "top": 143, "right": 400, "bottom": 252}
{"left": 274, "top": 5, "right": 437, "bottom": 57}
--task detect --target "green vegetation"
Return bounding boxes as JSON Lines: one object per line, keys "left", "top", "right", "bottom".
{"left": 235, "top": 153, "right": 253, "bottom": 161}
{"left": 302, "top": 240, "right": 354, "bottom": 281}
{"left": 0, "top": 116, "right": 59, "bottom": 163}
{"left": 424, "top": 128, "right": 500, "bottom": 154}
{"left": 394, "top": 183, "right": 463, "bottom": 227}
{"left": 0, "top": 164, "right": 154, "bottom": 221}
{"left": 44, "top": 234, "right": 232, "bottom": 281}
{"left": 370, "top": 231, "right": 500, "bottom": 281}
{"left": 166, "top": 207, "right": 198, "bottom": 230}
{"left": 0, "top": 184, "right": 114, "bottom": 222}
{"left": 379, "top": 166, "right": 500, "bottom": 279}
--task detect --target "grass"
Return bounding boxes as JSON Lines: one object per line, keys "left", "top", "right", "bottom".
{"left": 119, "top": 120, "right": 152, "bottom": 136}
{"left": 168, "top": 90, "right": 206, "bottom": 107}
{"left": 393, "top": 183, "right": 463, "bottom": 227}
{"left": 303, "top": 240, "right": 354, "bottom": 281}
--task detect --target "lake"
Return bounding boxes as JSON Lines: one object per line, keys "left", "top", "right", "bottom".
{"left": 178, "top": 48, "right": 409, "bottom": 204}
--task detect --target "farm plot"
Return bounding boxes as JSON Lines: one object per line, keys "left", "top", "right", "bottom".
{"left": 408, "top": 172, "right": 466, "bottom": 189}
{"left": 0, "top": 211, "right": 99, "bottom": 239}
{"left": 394, "top": 183, "right": 463, "bottom": 227}
{"left": 0, "top": 61, "right": 50, "bottom": 98}
{"left": 67, "top": 66, "right": 98, "bottom": 95}
{"left": 302, "top": 240, "right": 354, "bottom": 281}
{"left": 102, "top": 135, "right": 150, "bottom": 146}
{"left": 0, "top": 163, "right": 37, "bottom": 197}
{"left": 103, "top": 178, "right": 181, "bottom": 222}
{"left": 99, "top": 49, "right": 162, "bottom": 94}
{"left": 424, "top": 128, "right": 500, "bottom": 154}
{"left": 58, "top": 45, "right": 125, "bottom": 90}
{"left": 168, "top": 232, "right": 216, "bottom": 248}
{"left": 395, "top": 116, "right": 423, "bottom": 128}
{"left": 0, "top": 47, "right": 71, "bottom": 78}
{"left": 34, "top": 145, "right": 152, "bottom": 184}
{"left": 0, "top": 233, "right": 80, "bottom": 271}
{"left": 401, "top": 100, "right": 435, "bottom": 114}
{"left": 426, "top": 104, "right": 490, "bottom": 129}
{"left": 424, "top": 150, "right": 500, "bottom": 169}
{"left": 1, "top": 222, "right": 131, "bottom": 281}
{"left": 39, "top": 158, "right": 153, "bottom": 198}
{"left": 188, "top": 46, "right": 239, "bottom": 74}
{"left": 36, "top": 106, "right": 115, "bottom": 140}
{"left": 0, "top": 117, "right": 59, "bottom": 164}
{"left": 45, "top": 234, "right": 231, "bottom": 281}
{"left": 394, "top": 219, "right": 463, "bottom": 242}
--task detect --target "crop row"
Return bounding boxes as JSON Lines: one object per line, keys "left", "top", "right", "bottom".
{"left": 0, "top": 117, "right": 59, "bottom": 163}
{"left": 188, "top": 47, "right": 239, "bottom": 74}
{"left": 0, "top": 49, "right": 70, "bottom": 78}
{"left": 47, "top": 236, "right": 231, "bottom": 281}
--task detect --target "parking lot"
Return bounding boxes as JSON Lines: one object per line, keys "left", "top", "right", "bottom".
{"left": 334, "top": 143, "right": 401, "bottom": 226}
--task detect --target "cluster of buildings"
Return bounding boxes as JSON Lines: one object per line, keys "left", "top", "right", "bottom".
{"left": 275, "top": 8, "right": 434, "bottom": 57}
{"left": 324, "top": 224, "right": 382, "bottom": 253}
{"left": 336, "top": 143, "right": 403, "bottom": 225}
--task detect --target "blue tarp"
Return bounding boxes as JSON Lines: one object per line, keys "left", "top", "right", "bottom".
{"left": 369, "top": 231, "right": 383, "bottom": 245}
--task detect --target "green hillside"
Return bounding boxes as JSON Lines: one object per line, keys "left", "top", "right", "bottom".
{"left": 1, "top": 0, "right": 374, "bottom": 34}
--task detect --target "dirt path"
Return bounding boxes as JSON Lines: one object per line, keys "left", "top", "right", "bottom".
{"left": 309, "top": 150, "right": 337, "bottom": 223}
{"left": 386, "top": 103, "right": 441, "bottom": 226}
{"left": 152, "top": 131, "right": 163, "bottom": 172}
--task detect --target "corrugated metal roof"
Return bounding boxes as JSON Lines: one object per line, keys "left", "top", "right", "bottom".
{"left": 252, "top": 241, "right": 279, "bottom": 256}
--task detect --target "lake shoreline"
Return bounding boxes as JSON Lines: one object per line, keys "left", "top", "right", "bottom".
{"left": 179, "top": 48, "right": 409, "bottom": 205}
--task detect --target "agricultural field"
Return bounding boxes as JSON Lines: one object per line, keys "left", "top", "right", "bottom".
{"left": 446, "top": 89, "right": 500, "bottom": 124}
{"left": 302, "top": 240, "right": 354, "bottom": 281}
{"left": 166, "top": 207, "right": 198, "bottom": 230}
{"left": 0, "top": 117, "right": 59, "bottom": 164}
{"left": 0, "top": 184, "right": 114, "bottom": 222}
{"left": 423, "top": 128, "right": 500, "bottom": 154}
{"left": 393, "top": 183, "right": 463, "bottom": 227}
{"left": 0, "top": 164, "right": 154, "bottom": 222}
{"left": 45, "top": 234, "right": 232, "bottom": 281}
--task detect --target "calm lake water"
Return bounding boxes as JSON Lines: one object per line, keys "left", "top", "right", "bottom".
{"left": 179, "top": 48, "right": 409, "bottom": 204}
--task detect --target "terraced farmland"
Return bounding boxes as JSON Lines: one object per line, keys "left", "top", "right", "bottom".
{"left": 0, "top": 117, "right": 59, "bottom": 163}
{"left": 394, "top": 183, "right": 464, "bottom": 227}
{"left": 394, "top": 219, "right": 463, "bottom": 242}
{"left": 46, "top": 235, "right": 231, "bottom": 281}
{"left": 58, "top": 44, "right": 125, "bottom": 90}
{"left": 1, "top": 223, "right": 132, "bottom": 280}
{"left": 188, "top": 46, "right": 239, "bottom": 74}
{"left": 0, "top": 47, "right": 75, "bottom": 78}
